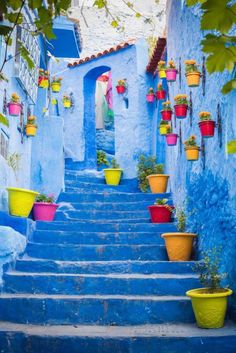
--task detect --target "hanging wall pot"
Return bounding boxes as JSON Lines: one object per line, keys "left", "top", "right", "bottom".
{"left": 174, "top": 94, "right": 188, "bottom": 119}
{"left": 157, "top": 60, "right": 166, "bottom": 79}
{"left": 116, "top": 79, "right": 127, "bottom": 94}
{"left": 156, "top": 83, "right": 166, "bottom": 100}
{"left": 184, "top": 136, "right": 200, "bottom": 161}
{"left": 8, "top": 93, "right": 22, "bottom": 116}
{"left": 166, "top": 60, "right": 178, "bottom": 82}
{"left": 185, "top": 60, "right": 201, "bottom": 87}
{"left": 146, "top": 88, "right": 155, "bottom": 103}
{"left": 161, "top": 101, "right": 172, "bottom": 121}
{"left": 198, "top": 112, "right": 215, "bottom": 138}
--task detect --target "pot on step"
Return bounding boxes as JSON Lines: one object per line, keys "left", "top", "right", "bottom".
{"left": 104, "top": 168, "right": 123, "bottom": 185}
{"left": 146, "top": 174, "right": 169, "bottom": 193}
{"left": 161, "top": 232, "right": 196, "bottom": 261}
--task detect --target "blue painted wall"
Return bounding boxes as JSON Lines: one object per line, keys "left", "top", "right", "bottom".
{"left": 51, "top": 39, "right": 158, "bottom": 178}
{"left": 165, "top": 0, "right": 236, "bottom": 319}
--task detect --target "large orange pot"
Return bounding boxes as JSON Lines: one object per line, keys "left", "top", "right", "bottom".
{"left": 186, "top": 72, "right": 201, "bottom": 87}
{"left": 146, "top": 174, "right": 169, "bottom": 193}
{"left": 185, "top": 146, "right": 199, "bottom": 161}
{"left": 161, "top": 232, "right": 196, "bottom": 261}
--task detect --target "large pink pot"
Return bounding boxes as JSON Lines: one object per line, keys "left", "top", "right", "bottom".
{"left": 166, "top": 133, "right": 178, "bottom": 146}
{"left": 33, "top": 202, "right": 58, "bottom": 221}
{"left": 166, "top": 69, "right": 177, "bottom": 82}
{"left": 8, "top": 103, "right": 21, "bottom": 116}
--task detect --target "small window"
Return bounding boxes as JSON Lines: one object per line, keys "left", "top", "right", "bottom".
{"left": 0, "top": 129, "right": 9, "bottom": 160}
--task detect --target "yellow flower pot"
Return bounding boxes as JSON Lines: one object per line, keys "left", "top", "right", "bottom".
{"left": 146, "top": 174, "right": 169, "bottom": 193}
{"left": 63, "top": 100, "right": 71, "bottom": 108}
{"left": 161, "top": 232, "right": 196, "bottom": 261}
{"left": 159, "top": 126, "right": 168, "bottom": 135}
{"left": 186, "top": 72, "right": 201, "bottom": 87}
{"left": 7, "top": 187, "right": 39, "bottom": 217}
{"left": 51, "top": 82, "right": 61, "bottom": 93}
{"left": 185, "top": 146, "right": 199, "bottom": 161}
{"left": 26, "top": 124, "right": 37, "bottom": 137}
{"left": 158, "top": 70, "right": 166, "bottom": 79}
{"left": 186, "top": 288, "right": 232, "bottom": 328}
{"left": 104, "top": 169, "right": 123, "bottom": 185}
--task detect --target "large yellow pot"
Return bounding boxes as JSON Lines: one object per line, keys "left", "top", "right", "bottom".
{"left": 158, "top": 70, "right": 166, "bottom": 79}
{"left": 161, "top": 232, "right": 196, "bottom": 261}
{"left": 104, "top": 169, "right": 123, "bottom": 185}
{"left": 51, "top": 82, "right": 61, "bottom": 93}
{"left": 146, "top": 174, "right": 169, "bottom": 193}
{"left": 185, "top": 146, "right": 199, "bottom": 161}
{"left": 7, "top": 187, "right": 39, "bottom": 217}
{"left": 186, "top": 288, "right": 232, "bottom": 328}
{"left": 186, "top": 72, "right": 201, "bottom": 87}
{"left": 26, "top": 125, "right": 37, "bottom": 137}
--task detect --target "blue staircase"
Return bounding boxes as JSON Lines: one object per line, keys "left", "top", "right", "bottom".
{"left": 0, "top": 168, "right": 235, "bottom": 352}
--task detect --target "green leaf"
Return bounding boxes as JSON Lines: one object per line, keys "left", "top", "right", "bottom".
{"left": 93, "top": 0, "right": 107, "bottom": 9}
{"left": 5, "top": 36, "right": 13, "bottom": 46}
{"left": 6, "top": 12, "right": 23, "bottom": 24}
{"left": 135, "top": 12, "right": 141, "bottom": 18}
{"left": 0, "top": 25, "right": 12, "bottom": 36}
{"left": 186, "top": 0, "right": 206, "bottom": 5}
{"left": 18, "top": 41, "right": 35, "bottom": 70}
{"left": 8, "top": 0, "right": 22, "bottom": 10}
{"left": 0, "top": 113, "right": 9, "bottom": 127}
{"left": 221, "top": 79, "right": 236, "bottom": 94}
{"left": 111, "top": 20, "right": 119, "bottom": 28}
{"left": 201, "top": 0, "right": 236, "bottom": 33}
{"left": 227, "top": 140, "right": 236, "bottom": 154}
{"left": 28, "top": 0, "right": 43, "bottom": 9}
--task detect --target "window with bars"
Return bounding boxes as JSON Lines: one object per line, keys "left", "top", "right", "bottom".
{"left": 14, "top": 23, "right": 40, "bottom": 104}
{"left": 0, "top": 129, "right": 9, "bottom": 160}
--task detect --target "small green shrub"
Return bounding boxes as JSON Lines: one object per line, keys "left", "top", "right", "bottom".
{"left": 137, "top": 155, "right": 164, "bottom": 192}
{"left": 111, "top": 158, "right": 120, "bottom": 169}
{"left": 97, "top": 150, "right": 109, "bottom": 166}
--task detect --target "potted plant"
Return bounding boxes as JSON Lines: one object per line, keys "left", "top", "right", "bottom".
{"left": 184, "top": 135, "right": 200, "bottom": 161}
{"left": 8, "top": 93, "right": 21, "bottom": 116}
{"left": 186, "top": 247, "right": 232, "bottom": 329}
{"left": 7, "top": 187, "right": 39, "bottom": 217}
{"left": 104, "top": 158, "right": 123, "bottom": 185}
{"left": 198, "top": 111, "right": 215, "bottom": 138}
{"left": 156, "top": 83, "right": 166, "bottom": 100}
{"left": 159, "top": 121, "right": 170, "bottom": 136}
{"left": 148, "top": 198, "right": 174, "bottom": 223}
{"left": 63, "top": 95, "right": 72, "bottom": 108}
{"left": 116, "top": 79, "right": 126, "bottom": 94}
{"left": 97, "top": 150, "right": 109, "bottom": 171}
{"left": 51, "top": 77, "right": 62, "bottom": 93}
{"left": 162, "top": 208, "right": 196, "bottom": 261}
{"left": 25, "top": 115, "right": 37, "bottom": 137}
{"left": 166, "top": 125, "right": 178, "bottom": 146}
{"left": 161, "top": 101, "right": 172, "bottom": 121}
{"left": 185, "top": 60, "right": 201, "bottom": 87}
{"left": 174, "top": 94, "right": 188, "bottom": 119}
{"left": 146, "top": 87, "right": 155, "bottom": 103}
{"left": 33, "top": 193, "right": 58, "bottom": 221}
{"left": 166, "top": 59, "right": 178, "bottom": 82}
{"left": 38, "top": 69, "right": 49, "bottom": 89}
{"left": 157, "top": 60, "right": 166, "bottom": 79}
{"left": 137, "top": 155, "right": 169, "bottom": 193}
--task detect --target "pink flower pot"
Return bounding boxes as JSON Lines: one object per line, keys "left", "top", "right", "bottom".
{"left": 166, "top": 133, "right": 178, "bottom": 146}
{"left": 33, "top": 202, "right": 58, "bottom": 221}
{"left": 166, "top": 69, "right": 177, "bottom": 82}
{"left": 8, "top": 103, "right": 21, "bottom": 116}
{"left": 146, "top": 94, "right": 155, "bottom": 103}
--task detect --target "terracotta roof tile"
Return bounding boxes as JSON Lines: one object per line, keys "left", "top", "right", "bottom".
{"left": 68, "top": 41, "right": 134, "bottom": 68}
{"left": 146, "top": 37, "right": 166, "bottom": 74}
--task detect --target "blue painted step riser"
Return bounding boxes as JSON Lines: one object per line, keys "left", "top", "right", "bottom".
{"left": 64, "top": 173, "right": 138, "bottom": 187}
{"left": 58, "top": 201, "right": 156, "bottom": 211}
{"left": 58, "top": 193, "right": 171, "bottom": 203}
{"left": 15, "top": 260, "right": 196, "bottom": 274}
{"left": 55, "top": 210, "right": 150, "bottom": 220}
{"left": 33, "top": 231, "right": 165, "bottom": 245}
{"left": 65, "top": 183, "right": 138, "bottom": 192}
{"left": 4, "top": 274, "right": 199, "bottom": 296}
{"left": 0, "top": 297, "right": 194, "bottom": 324}
{"left": 36, "top": 222, "right": 177, "bottom": 232}
{"left": 54, "top": 216, "right": 151, "bottom": 224}
{"left": 1, "top": 334, "right": 236, "bottom": 353}
{"left": 26, "top": 244, "right": 168, "bottom": 261}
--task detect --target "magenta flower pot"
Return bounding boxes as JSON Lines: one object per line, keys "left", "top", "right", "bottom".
{"left": 166, "top": 69, "right": 177, "bottom": 82}
{"left": 33, "top": 202, "right": 58, "bottom": 221}
{"left": 8, "top": 103, "right": 21, "bottom": 116}
{"left": 146, "top": 94, "right": 155, "bottom": 103}
{"left": 166, "top": 133, "right": 178, "bottom": 146}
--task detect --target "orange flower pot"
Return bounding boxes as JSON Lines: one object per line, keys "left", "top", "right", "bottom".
{"left": 161, "top": 232, "right": 196, "bottom": 261}
{"left": 186, "top": 72, "right": 201, "bottom": 87}
{"left": 185, "top": 146, "right": 199, "bottom": 161}
{"left": 26, "top": 125, "right": 37, "bottom": 137}
{"left": 146, "top": 174, "right": 169, "bottom": 193}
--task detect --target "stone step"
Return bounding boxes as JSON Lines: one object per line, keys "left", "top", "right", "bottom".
{"left": 32, "top": 230, "right": 166, "bottom": 245}
{"left": 4, "top": 272, "right": 199, "bottom": 296}
{"left": 0, "top": 321, "right": 235, "bottom": 353}
{"left": 64, "top": 181, "right": 138, "bottom": 193}
{"left": 35, "top": 221, "right": 177, "bottom": 232}
{"left": 26, "top": 243, "right": 168, "bottom": 261}
{"left": 0, "top": 294, "right": 194, "bottom": 325}
{"left": 58, "top": 201, "right": 156, "bottom": 211}
{"left": 16, "top": 258, "right": 196, "bottom": 274}
{"left": 58, "top": 192, "right": 171, "bottom": 203}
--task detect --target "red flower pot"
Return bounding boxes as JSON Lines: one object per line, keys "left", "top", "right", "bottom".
{"left": 116, "top": 85, "right": 126, "bottom": 94}
{"left": 174, "top": 104, "right": 188, "bottom": 119}
{"left": 161, "top": 110, "right": 172, "bottom": 121}
{"left": 198, "top": 120, "right": 215, "bottom": 138}
{"left": 156, "top": 90, "right": 166, "bottom": 100}
{"left": 148, "top": 205, "right": 173, "bottom": 223}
